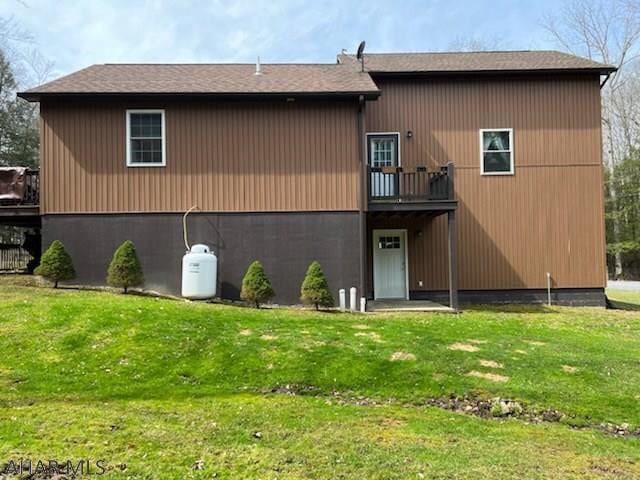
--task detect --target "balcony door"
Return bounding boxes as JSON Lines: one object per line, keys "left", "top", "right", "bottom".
{"left": 368, "top": 133, "right": 399, "bottom": 198}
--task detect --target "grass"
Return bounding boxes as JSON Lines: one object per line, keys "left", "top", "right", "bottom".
{"left": 607, "top": 288, "right": 640, "bottom": 311}
{"left": 0, "top": 277, "right": 639, "bottom": 478}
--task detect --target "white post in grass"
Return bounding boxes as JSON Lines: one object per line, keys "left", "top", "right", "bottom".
{"left": 349, "top": 287, "right": 357, "bottom": 312}
{"left": 360, "top": 297, "right": 366, "bottom": 313}
{"left": 339, "top": 289, "right": 346, "bottom": 312}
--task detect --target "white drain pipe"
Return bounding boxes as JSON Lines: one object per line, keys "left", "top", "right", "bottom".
{"left": 546, "top": 272, "right": 552, "bottom": 306}
{"left": 349, "top": 287, "right": 357, "bottom": 312}
{"left": 339, "top": 289, "right": 346, "bottom": 312}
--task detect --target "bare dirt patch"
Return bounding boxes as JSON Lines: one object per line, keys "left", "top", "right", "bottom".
{"left": 562, "top": 365, "right": 578, "bottom": 373}
{"left": 467, "top": 339, "right": 488, "bottom": 345}
{"left": 390, "top": 351, "right": 416, "bottom": 361}
{"left": 467, "top": 370, "right": 509, "bottom": 383}
{"left": 479, "top": 359, "right": 503, "bottom": 369}
{"left": 260, "top": 334, "right": 278, "bottom": 341}
{"left": 449, "top": 342, "right": 480, "bottom": 352}
{"left": 514, "top": 349, "right": 528, "bottom": 355}
{"left": 239, "top": 329, "right": 252, "bottom": 336}
{"left": 302, "top": 339, "right": 327, "bottom": 350}
{"left": 352, "top": 324, "right": 370, "bottom": 330}
{"left": 524, "top": 340, "right": 546, "bottom": 347}
{"left": 355, "top": 331, "right": 384, "bottom": 343}
{"left": 379, "top": 418, "right": 407, "bottom": 428}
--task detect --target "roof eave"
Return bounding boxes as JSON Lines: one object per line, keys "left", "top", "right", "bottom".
{"left": 17, "top": 90, "right": 381, "bottom": 102}
{"left": 366, "top": 67, "right": 617, "bottom": 77}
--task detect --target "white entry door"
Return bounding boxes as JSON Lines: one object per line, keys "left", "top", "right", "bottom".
{"left": 373, "top": 229, "right": 408, "bottom": 299}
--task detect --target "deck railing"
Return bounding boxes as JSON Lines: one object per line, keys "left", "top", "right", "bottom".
{"left": 368, "top": 163, "right": 454, "bottom": 202}
{"left": 0, "top": 168, "right": 39, "bottom": 207}
{"left": 23, "top": 170, "right": 40, "bottom": 206}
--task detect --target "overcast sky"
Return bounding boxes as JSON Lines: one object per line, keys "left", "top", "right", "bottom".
{"left": 3, "top": 0, "right": 564, "bottom": 82}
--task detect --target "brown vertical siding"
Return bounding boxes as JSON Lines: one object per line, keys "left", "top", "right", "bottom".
{"left": 366, "top": 75, "right": 606, "bottom": 290}
{"left": 40, "top": 100, "right": 360, "bottom": 213}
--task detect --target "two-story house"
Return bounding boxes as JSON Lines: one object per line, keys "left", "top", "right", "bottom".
{"left": 18, "top": 49, "right": 615, "bottom": 307}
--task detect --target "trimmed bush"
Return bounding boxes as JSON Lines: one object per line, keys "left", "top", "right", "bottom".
{"left": 107, "top": 240, "right": 144, "bottom": 294}
{"left": 241, "top": 260, "right": 275, "bottom": 308}
{"left": 34, "top": 240, "right": 75, "bottom": 288}
{"left": 300, "top": 261, "right": 334, "bottom": 310}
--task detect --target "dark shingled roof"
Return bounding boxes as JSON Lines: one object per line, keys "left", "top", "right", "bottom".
{"left": 337, "top": 50, "right": 616, "bottom": 75}
{"left": 19, "top": 50, "right": 615, "bottom": 101}
{"left": 18, "top": 63, "right": 381, "bottom": 100}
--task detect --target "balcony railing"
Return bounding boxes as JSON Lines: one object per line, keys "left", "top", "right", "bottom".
{"left": 0, "top": 168, "right": 39, "bottom": 207}
{"left": 23, "top": 170, "right": 40, "bottom": 206}
{"left": 368, "top": 163, "right": 454, "bottom": 203}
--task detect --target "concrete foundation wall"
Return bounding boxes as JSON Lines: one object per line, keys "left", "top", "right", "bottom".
{"left": 42, "top": 211, "right": 361, "bottom": 304}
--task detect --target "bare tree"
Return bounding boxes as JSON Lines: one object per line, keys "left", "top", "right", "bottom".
{"left": 543, "top": 0, "right": 640, "bottom": 279}
{"left": 0, "top": 16, "right": 32, "bottom": 46}
{"left": 0, "top": 12, "right": 53, "bottom": 88}
{"left": 18, "top": 48, "right": 53, "bottom": 87}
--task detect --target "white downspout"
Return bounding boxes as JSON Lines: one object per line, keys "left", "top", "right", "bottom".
{"left": 546, "top": 272, "right": 552, "bottom": 306}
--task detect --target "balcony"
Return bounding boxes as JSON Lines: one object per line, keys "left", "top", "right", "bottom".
{"left": 367, "top": 163, "right": 456, "bottom": 213}
{"left": 0, "top": 168, "right": 40, "bottom": 226}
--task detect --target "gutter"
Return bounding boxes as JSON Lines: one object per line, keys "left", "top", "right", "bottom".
{"left": 17, "top": 90, "right": 382, "bottom": 103}
{"left": 367, "top": 67, "right": 617, "bottom": 80}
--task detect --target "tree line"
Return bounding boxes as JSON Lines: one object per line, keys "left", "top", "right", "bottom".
{"left": 542, "top": 0, "right": 640, "bottom": 279}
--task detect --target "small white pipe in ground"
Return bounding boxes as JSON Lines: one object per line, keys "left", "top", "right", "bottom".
{"left": 339, "top": 289, "right": 346, "bottom": 311}
{"left": 349, "top": 287, "right": 357, "bottom": 311}
{"left": 360, "top": 297, "right": 366, "bottom": 313}
{"left": 182, "top": 205, "right": 199, "bottom": 251}
{"left": 547, "top": 272, "right": 552, "bottom": 306}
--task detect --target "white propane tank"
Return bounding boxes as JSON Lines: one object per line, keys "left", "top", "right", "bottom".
{"left": 181, "top": 244, "right": 217, "bottom": 299}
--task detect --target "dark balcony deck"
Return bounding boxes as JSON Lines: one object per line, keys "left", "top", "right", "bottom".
{"left": 367, "top": 163, "right": 457, "bottom": 213}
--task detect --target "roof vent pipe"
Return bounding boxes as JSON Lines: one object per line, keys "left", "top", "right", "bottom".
{"left": 255, "top": 56, "right": 262, "bottom": 75}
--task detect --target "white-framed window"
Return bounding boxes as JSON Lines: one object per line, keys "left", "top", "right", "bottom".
{"left": 480, "top": 128, "right": 513, "bottom": 175}
{"left": 126, "top": 109, "right": 166, "bottom": 167}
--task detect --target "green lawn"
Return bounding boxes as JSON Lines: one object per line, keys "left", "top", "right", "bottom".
{"left": 607, "top": 288, "right": 640, "bottom": 311}
{"left": 0, "top": 278, "right": 639, "bottom": 478}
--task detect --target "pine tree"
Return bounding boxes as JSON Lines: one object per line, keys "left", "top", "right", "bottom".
{"left": 0, "top": 50, "right": 39, "bottom": 168}
{"left": 34, "top": 240, "right": 75, "bottom": 288}
{"left": 107, "top": 240, "right": 144, "bottom": 293}
{"left": 240, "top": 260, "right": 275, "bottom": 308}
{"left": 300, "top": 261, "right": 334, "bottom": 310}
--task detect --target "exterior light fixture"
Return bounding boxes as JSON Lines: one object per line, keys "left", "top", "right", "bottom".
{"left": 406, "top": 130, "right": 413, "bottom": 138}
